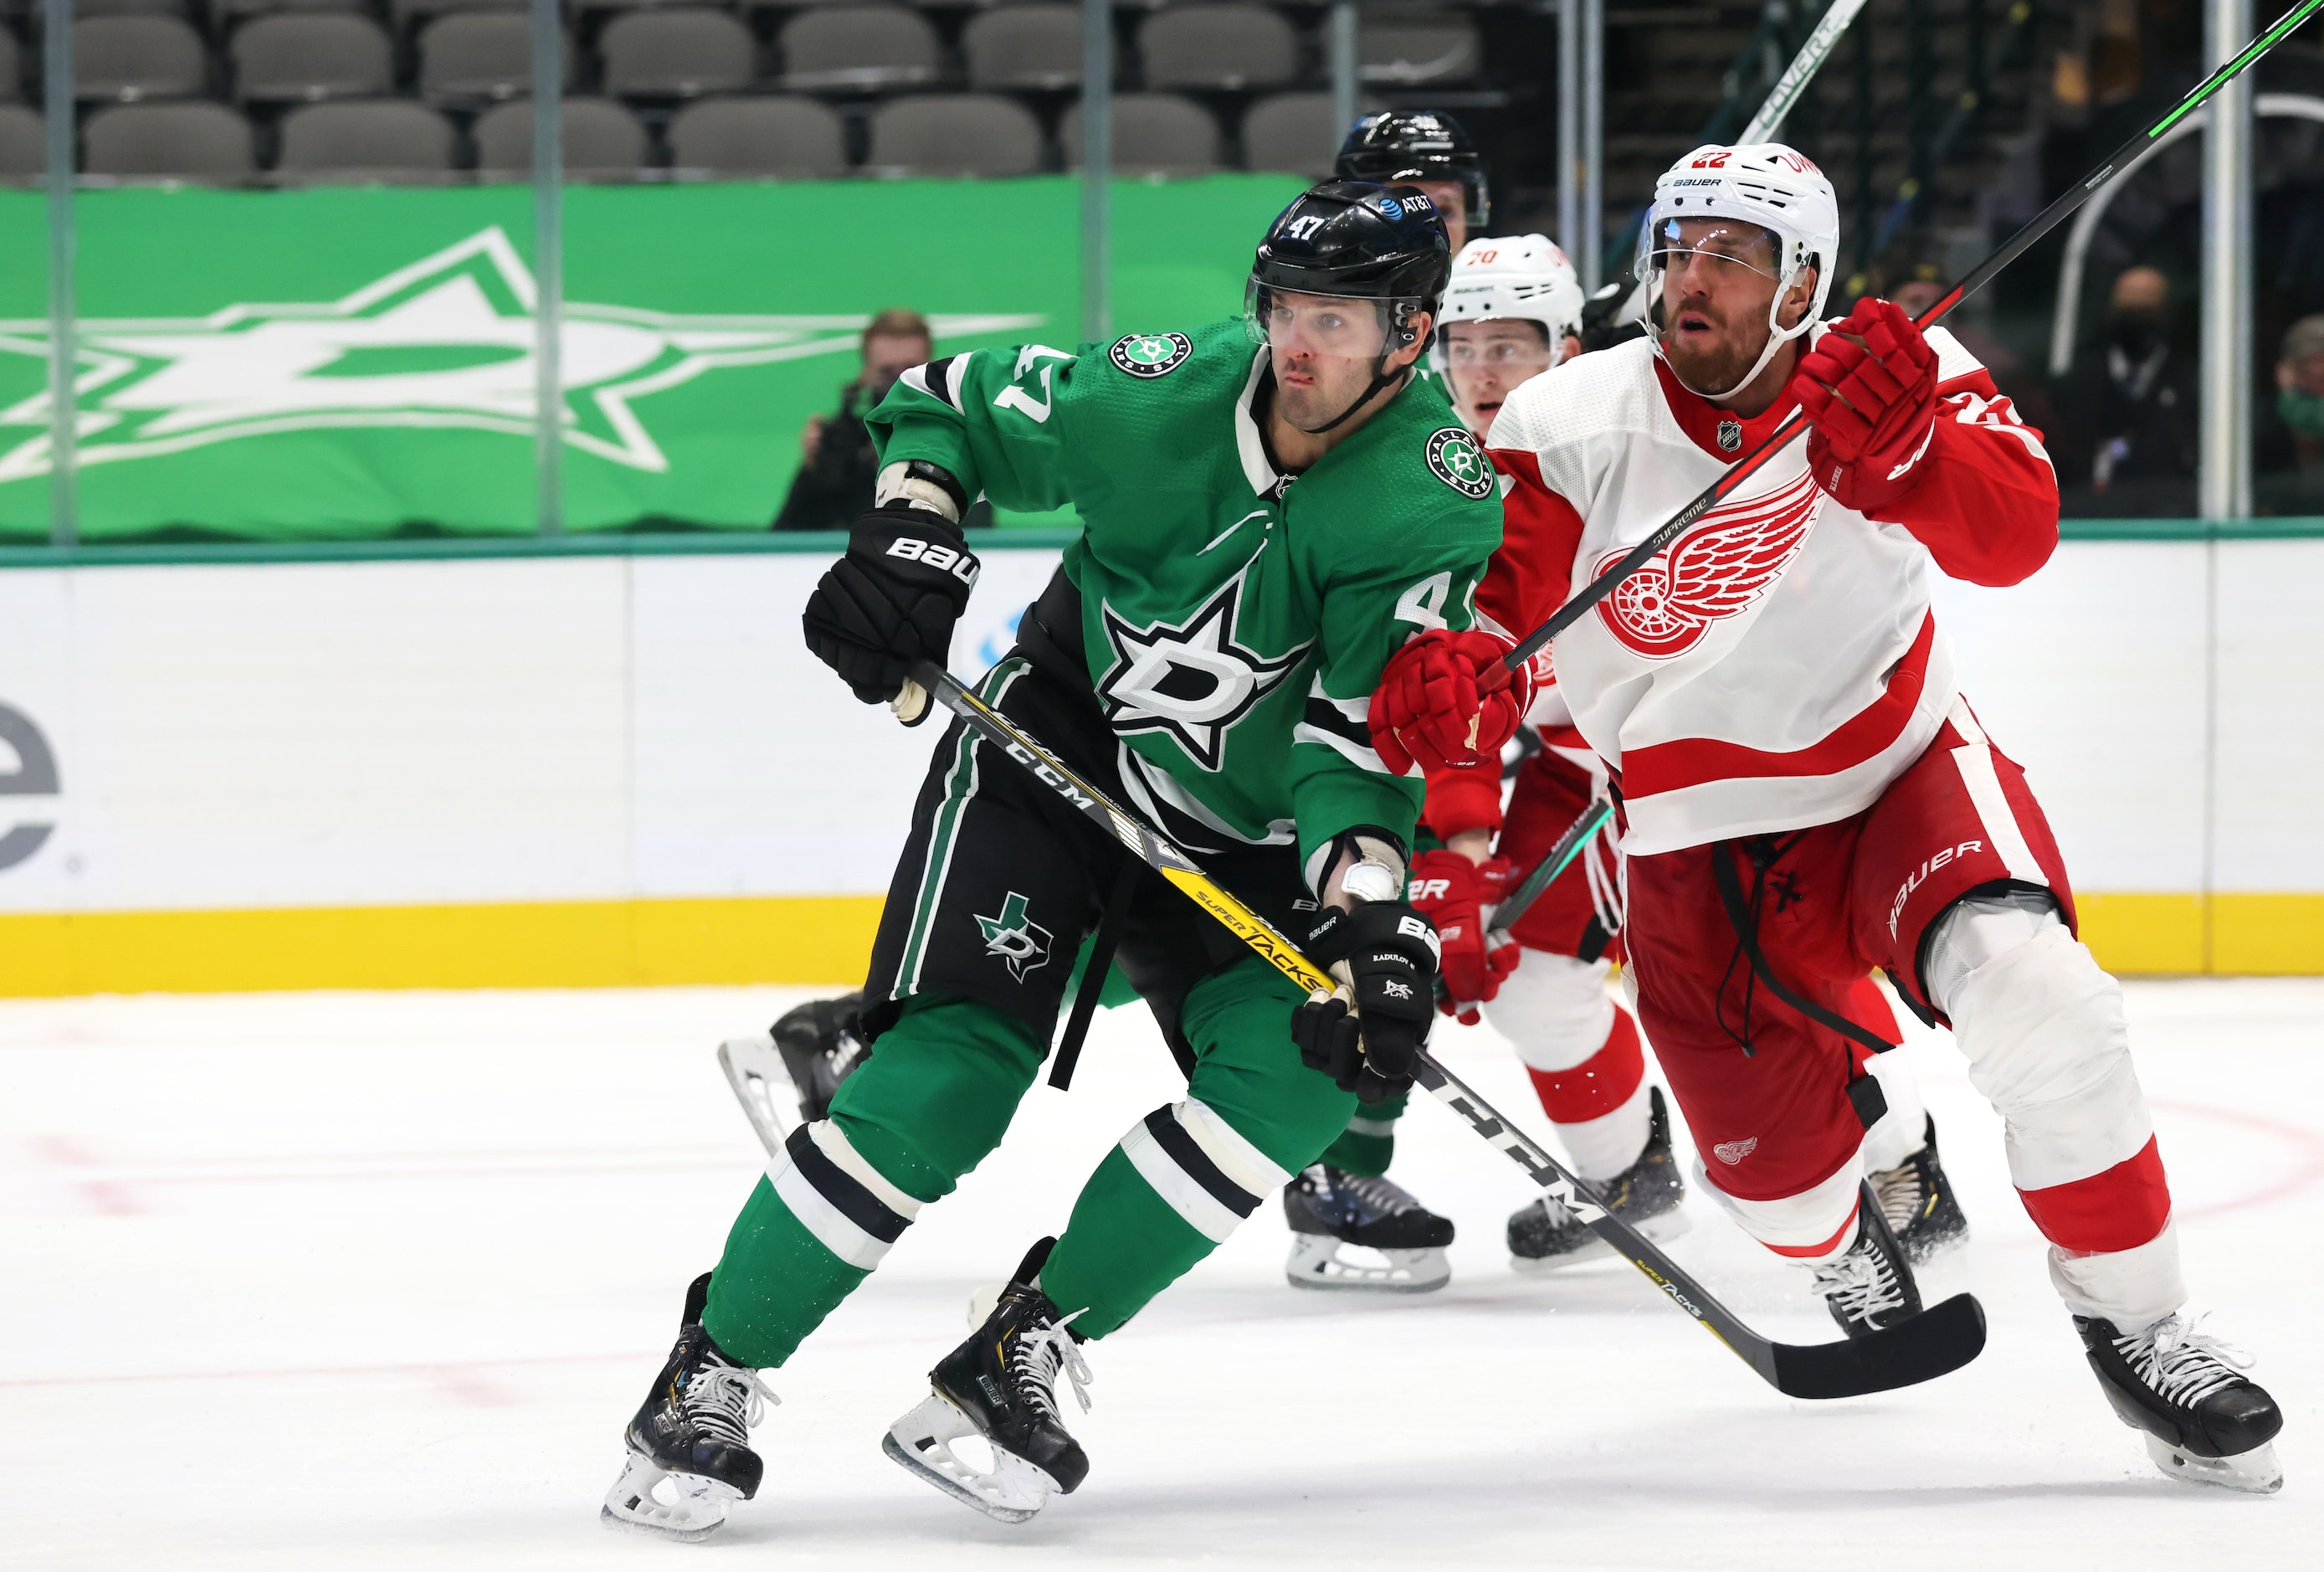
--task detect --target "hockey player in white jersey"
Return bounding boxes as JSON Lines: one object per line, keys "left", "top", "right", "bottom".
{"left": 1370, "top": 142, "right": 2283, "bottom": 1491}
{"left": 1401, "top": 230, "right": 1963, "bottom": 1269}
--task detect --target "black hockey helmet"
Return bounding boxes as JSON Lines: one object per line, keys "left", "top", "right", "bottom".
{"left": 1246, "top": 180, "right": 1451, "bottom": 433}
{"left": 1334, "top": 109, "right": 1490, "bottom": 230}
{"left": 1248, "top": 179, "right": 1453, "bottom": 336}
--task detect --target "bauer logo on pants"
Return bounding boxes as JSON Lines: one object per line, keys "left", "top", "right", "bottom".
{"left": 976, "top": 891, "right": 1054, "bottom": 980}
{"left": 1425, "top": 427, "right": 1495, "bottom": 499}
{"left": 1109, "top": 332, "right": 1193, "bottom": 379}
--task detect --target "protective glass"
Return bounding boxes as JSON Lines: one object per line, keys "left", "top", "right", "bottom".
{"left": 1244, "top": 281, "right": 1401, "bottom": 360}
{"left": 1634, "top": 216, "right": 1783, "bottom": 289}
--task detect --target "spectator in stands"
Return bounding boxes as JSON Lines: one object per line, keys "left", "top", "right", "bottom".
{"left": 2050, "top": 265, "right": 2198, "bottom": 517}
{"left": 2257, "top": 313, "right": 2324, "bottom": 516}
{"left": 775, "top": 309, "right": 962, "bottom": 532}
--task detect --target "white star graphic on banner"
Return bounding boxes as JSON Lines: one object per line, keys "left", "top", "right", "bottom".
{"left": 0, "top": 226, "right": 1044, "bottom": 480}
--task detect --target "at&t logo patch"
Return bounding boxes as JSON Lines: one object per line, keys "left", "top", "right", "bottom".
{"left": 1110, "top": 332, "right": 1193, "bottom": 379}
{"left": 1424, "top": 427, "right": 1494, "bottom": 499}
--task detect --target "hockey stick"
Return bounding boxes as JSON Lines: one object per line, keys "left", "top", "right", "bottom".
{"left": 1741, "top": 0, "right": 1872, "bottom": 143}
{"left": 1485, "top": 797, "right": 1613, "bottom": 941}
{"left": 1510, "top": 0, "right": 2324, "bottom": 677}
{"left": 904, "top": 657, "right": 1985, "bottom": 1400}
{"left": 1593, "top": 0, "right": 1871, "bottom": 334}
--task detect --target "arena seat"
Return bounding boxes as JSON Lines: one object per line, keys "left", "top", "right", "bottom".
{"left": 1139, "top": 4, "right": 1297, "bottom": 93}
{"left": 964, "top": 6, "right": 1108, "bottom": 94}
{"left": 866, "top": 92, "right": 1043, "bottom": 177}
{"left": 85, "top": 99, "right": 258, "bottom": 178}
{"left": 1061, "top": 92, "right": 1221, "bottom": 177}
{"left": 473, "top": 96, "right": 651, "bottom": 176}
{"left": 232, "top": 13, "right": 394, "bottom": 103}
{"left": 73, "top": 15, "right": 210, "bottom": 102}
{"left": 777, "top": 6, "right": 943, "bottom": 94}
{"left": 600, "top": 8, "right": 760, "bottom": 99}
{"left": 667, "top": 94, "right": 850, "bottom": 177}
{"left": 275, "top": 98, "right": 456, "bottom": 176}
{"left": 419, "top": 13, "right": 572, "bottom": 101}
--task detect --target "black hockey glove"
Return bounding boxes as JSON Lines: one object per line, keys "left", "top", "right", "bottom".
{"left": 802, "top": 503, "right": 981, "bottom": 709}
{"left": 1291, "top": 901, "right": 1440, "bottom": 1104}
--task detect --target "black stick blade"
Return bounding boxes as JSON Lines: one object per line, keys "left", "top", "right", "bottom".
{"left": 1770, "top": 1293, "right": 1988, "bottom": 1400}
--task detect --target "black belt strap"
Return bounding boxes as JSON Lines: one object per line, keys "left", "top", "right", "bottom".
{"left": 1709, "top": 843, "right": 1892, "bottom": 1131}
{"left": 1050, "top": 858, "right": 1138, "bottom": 1091}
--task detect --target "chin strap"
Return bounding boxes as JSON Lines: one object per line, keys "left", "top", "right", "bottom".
{"left": 1293, "top": 360, "right": 1411, "bottom": 436}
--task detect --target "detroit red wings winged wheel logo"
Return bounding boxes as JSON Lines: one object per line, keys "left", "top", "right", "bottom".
{"left": 1593, "top": 469, "right": 1824, "bottom": 659}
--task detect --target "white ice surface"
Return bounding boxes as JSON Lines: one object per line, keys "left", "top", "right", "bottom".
{"left": 3, "top": 980, "right": 2318, "bottom": 1569}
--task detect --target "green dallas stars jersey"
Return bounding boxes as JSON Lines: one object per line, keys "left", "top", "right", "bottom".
{"left": 867, "top": 317, "right": 1504, "bottom": 876}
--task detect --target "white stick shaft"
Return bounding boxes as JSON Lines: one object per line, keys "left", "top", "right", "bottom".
{"left": 1740, "top": 0, "right": 1872, "bottom": 143}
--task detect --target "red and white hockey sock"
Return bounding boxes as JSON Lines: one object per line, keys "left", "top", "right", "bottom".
{"left": 1932, "top": 894, "right": 2185, "bottom": 1324}
{"left": 1696, "top": 1158, "right": 1865, "bottom": 1263}
{"left": 1481, "top": 952, "right": 1649, "bottom": 1181}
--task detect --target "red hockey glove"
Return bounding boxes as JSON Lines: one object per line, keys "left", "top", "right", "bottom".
{"left": 1792, "top": 298, "right": 1940, "bottom": 515}
{"left": 1408, "top": 848, "right": 1520, "bottom": 1023}
{"left": 1368, "top": 629, "right": 1531, "bottom": 776}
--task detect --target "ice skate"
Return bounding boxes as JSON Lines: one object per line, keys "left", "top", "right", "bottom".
{"left": 1868, "top": 1114, "right": 1970, "bottom": 1264}
{"left": 601, "top": 1272, "right": 777, "bottom": 1542}
{"left": 771, "top": 992, "right": 870, "bottom": 1123}
{"left": 1282, "top": 1164, "right": 1454, "bottom": 1292}
{"left": 1808, "top": 1182, "right": 1923, "bottom": 1338}
{"left": 885, "top": 1238, "right": 1093, "bottom": 1523}
{"left": 2076, "top": 1311, "right": 2283, "bottom": 1493}
{"left": 1508, "top": 1086, "right": 1690, "bottom": 1271}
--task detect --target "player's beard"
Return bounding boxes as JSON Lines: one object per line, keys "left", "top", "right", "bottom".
{"left": 1660, "top": 293, "right": 1772, "bottom": 399}
{"left": 1274, "top": 352, "right": 1382, "bottom": 433}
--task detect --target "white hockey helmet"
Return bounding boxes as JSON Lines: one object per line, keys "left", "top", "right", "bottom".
{"left": 1433, "top": 234, "right": 1588, "bottom": 372}
{"left": 1635, "top": 142, "right": 1840, "bottom": 397}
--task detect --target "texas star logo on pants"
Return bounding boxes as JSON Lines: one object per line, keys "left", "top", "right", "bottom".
{"left": 975, "top": 891, "right": 1053, "bottom": 981}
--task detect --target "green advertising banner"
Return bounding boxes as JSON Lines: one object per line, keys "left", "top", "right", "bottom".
{"left": 0, "top": 175, "right": 1306, "bottom": 541}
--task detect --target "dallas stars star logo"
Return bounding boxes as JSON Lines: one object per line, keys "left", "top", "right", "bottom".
{"left": 975, "top": 891, "right": 1053, "bottom": 980}
{"left": 0, "top": 226, "right": 1042, "bottom": 480}
{"left": 1095, "top": 572, "right": 1309, "bottom": 772}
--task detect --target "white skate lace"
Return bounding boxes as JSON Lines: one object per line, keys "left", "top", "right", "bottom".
{"left": 1333, "top": 1169, "right": 1425, "bottom": 1220}
{"left": 1008, "top": 1307, "right": 1094, "bottom": 1420}
{"left": 2114, "top": 1312, "right": 2254, "bottom": 1410}
{"left": 682, "top": 1359, "right": 777, "bottom": 1447}
{"left": 1810, "top": 1233, "right": 1908, "bottom": 1327}
{"left": 1870, "top": 1158, "right": 1926, "bottom": 1236}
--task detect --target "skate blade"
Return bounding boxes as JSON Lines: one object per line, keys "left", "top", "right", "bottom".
{"left": 598, "top": 1450, "right": 743, "bottom": 1542}
{"left": 2143, "top": 1432, "right": 2284, "bottom": 1495}
{"left": 883, "top": 1390, "right": 1059, "bottom": 1523}
{"left": 718, "top": 1036, "right": 795, "bottom": 1158}
{"left": 1284, "top": 1234, "right": 1450, "bottom": 1294}
{"left": 1510, "top": 1207, "right": 1691, "bottom": 1275}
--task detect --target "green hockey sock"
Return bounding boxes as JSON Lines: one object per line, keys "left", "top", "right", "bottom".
{"left": 701, "top": 994, "right": 1044, "bottom": 1369}
{"left": 1318, "top": 1090, "right": 1408, "bottom": 1178}
{"left": 1039, "top": 957, "right": 1356, "bottom": 1337}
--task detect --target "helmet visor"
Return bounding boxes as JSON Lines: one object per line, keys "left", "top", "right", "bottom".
{"left": 1244, "top": 280, "right": 1405, "bottom": 361}
{"left": 1634, "top": 216, "right": 1784, "bottom": 289}
{"left": 1440, "top": 325, "right": 1557, "bottom": 374}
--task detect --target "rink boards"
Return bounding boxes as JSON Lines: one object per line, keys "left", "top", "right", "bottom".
{"left": 0, "top": 532, "right": 2316, "bottom": 992}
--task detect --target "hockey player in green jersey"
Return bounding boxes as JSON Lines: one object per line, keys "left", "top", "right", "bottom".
{"left": 600, "top": 182, "right": 1504, "bottom": 1539}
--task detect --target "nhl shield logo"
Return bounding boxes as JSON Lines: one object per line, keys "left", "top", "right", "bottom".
{"left": 1425, "top": 427, "right": 1495, "bottom": 499}
{"left": 1716, "top": 418, "right": 1743, "bottom": 453}
{"left": 1110, "top": 331, "right": 1193, "bottom": 379}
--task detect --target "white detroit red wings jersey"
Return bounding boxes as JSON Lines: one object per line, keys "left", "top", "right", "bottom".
{"left": 1480, "top": 327, "right": 2058, "bottom": 855}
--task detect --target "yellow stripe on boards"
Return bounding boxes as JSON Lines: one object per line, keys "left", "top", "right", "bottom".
{"left": 5, "top": 891, "right": 2324, "bottom": 999}
{"left": 0, "top": 897, "right": 885, "bottom": 997}
{"left": 2075, "top": 893, "right": 2324, "bottom": 977}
